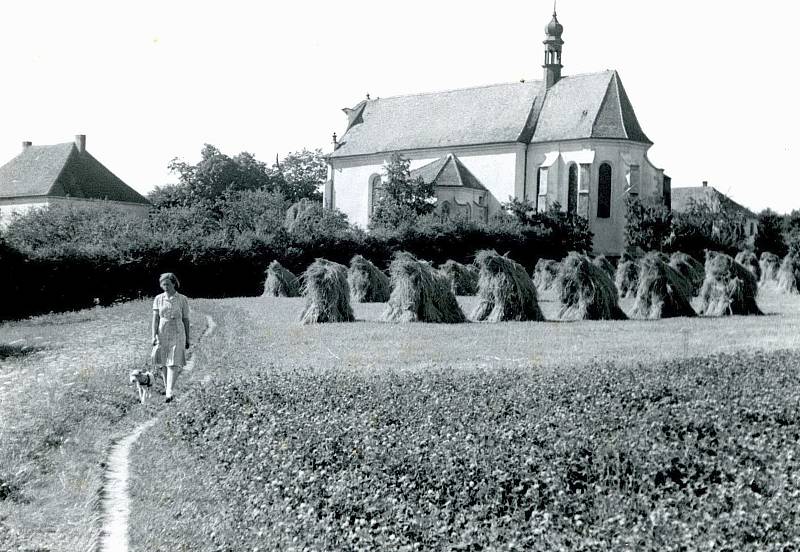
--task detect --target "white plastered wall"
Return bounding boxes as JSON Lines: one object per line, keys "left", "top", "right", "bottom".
{"left": 329, "top": 144, "right": 521, "bottom": 229}
{"left": 526, "top": 140, "right": 665, "bottom": 256}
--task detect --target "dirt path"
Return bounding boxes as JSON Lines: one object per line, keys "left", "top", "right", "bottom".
{"left": 96, "top": 314, "right": 216, "bottom": 552}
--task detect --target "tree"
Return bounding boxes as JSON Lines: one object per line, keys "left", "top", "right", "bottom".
{"left": 369, "top": 154, "right": 435, "bottom": 230}
{"left": 623, "top": 195, "right": 673, "bottom": 253}
{"left": 503, "top": 197, "right": 593, "bottom": 253}
{"left": 668, "top": 198, "right": 747, "bottom": 257}
{"left": 275, "top": 149, "right": 327, "bottom": 203}
{"left": 754, "top": 208, "right": 786, "bottom": 256}
{"left": 161, "top": 144, "right": 278, "bottom": 206}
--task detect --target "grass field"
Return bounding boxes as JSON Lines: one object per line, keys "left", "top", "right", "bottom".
{"left": 2, "top": 286, "right": 800, "bottom": 550}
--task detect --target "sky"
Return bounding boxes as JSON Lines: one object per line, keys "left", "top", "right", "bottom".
{"left": 0, "top": 0, "right": 798, "bottom": 213}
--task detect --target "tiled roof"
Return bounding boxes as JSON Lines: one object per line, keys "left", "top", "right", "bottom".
{"left": 410, "top": 154, "right": 487, "bottom": 191}
{"left": 330, "top": 81, "right": 542, "bottom": 158}
{"left": 330, "top": 70, "right": 651, "bottom": 158}
{"left": 0, "top": 143, "right": 150, "bottom": 204}
{"left": 533, "top": 71, "right": 651, "bottom": 143}
{"left": 671, "top": 186, "right": 756, "bottom": 218}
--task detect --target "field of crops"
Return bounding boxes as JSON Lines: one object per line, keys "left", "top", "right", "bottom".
{"left": 124, "top": 289, "right": 800, "bottom": 551}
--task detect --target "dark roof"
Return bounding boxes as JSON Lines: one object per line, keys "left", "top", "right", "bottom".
{"left": 671, "top": 186, "right": 756, "bottom": 218}
{"left": 330, "top": 70, "right": 651, "bottom": 158}
{"left": 410, "top": 154, "right": 487, "bottom": 191}
{"left": 0, "top": 142, "right": 150, "bottom": 204}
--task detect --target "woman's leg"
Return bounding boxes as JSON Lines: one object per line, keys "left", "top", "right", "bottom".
{"left": 165, "top": 365, "right": 182, "bottom": 400}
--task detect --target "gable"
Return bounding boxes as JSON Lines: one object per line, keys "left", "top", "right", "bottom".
{"left": 410, "top": 154, "right": 487, "bottom": 191}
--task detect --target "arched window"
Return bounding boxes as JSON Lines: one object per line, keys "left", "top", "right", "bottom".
{"left": 567, "top": 163, "right": 578, "bottom": 215}
{"left": 440, "top": 200, "right": 451, "bottom": 220}
{"left": 368, "top": 174, "right": 382, "bottom": 216}
{"left": 597, "top": 163, "right": 612, "bottom": 218}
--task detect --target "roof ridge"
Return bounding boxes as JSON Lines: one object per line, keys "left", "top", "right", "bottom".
{"left": 369, "top": 80, "right": 542, "bottom": 102}
{"left": 611, "top": 73, "right": 628, "bottom": 140}
{"left": 369, "top": 70, "right": 615, "bottom": 103}
{"left": 45, "top": 143, "right": 77, "bottom": 196}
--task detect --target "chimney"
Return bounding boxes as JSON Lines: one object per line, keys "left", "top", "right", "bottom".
{"left": 702, "top": 180, "right": 708, "bottom": 187}
{"left": 75, "top": 134, "right": 86, "bottom": 153}
{"left": 22, "top": 141, "right": 32, "bottom": 150}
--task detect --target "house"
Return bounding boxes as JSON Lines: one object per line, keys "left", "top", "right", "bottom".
{"left": 671, "top": 182, "right": 758, "bottom": 246}
{"left": 325, "top": 9, "right": 670, "bottom": 255}
{"left": 0, "top": 135, "right": 150, "bottom": 224}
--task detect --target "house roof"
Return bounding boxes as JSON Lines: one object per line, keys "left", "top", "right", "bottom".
{"left": 410, "top": 154, "right": 487, "bottom": 191}
{"left": 330, "top": 70, "right": 651, "bottom": 158}
{"left": 671, "top": 186, "right": 756, "bottom": 218}
{"left": 0, "top": 142, "right": 150, "bottom": 204}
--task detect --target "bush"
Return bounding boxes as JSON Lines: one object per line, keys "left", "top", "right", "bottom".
{"left": 624, "top": 195, "right": 672, "bottom": 252}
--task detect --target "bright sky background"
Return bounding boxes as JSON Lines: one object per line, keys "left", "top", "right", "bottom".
{"left": 0, "top": 0, "right": 798, "bottom": 213}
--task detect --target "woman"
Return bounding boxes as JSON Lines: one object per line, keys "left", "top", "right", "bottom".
{"left": 151, "top": 272, "right": 190, "bottom": 403}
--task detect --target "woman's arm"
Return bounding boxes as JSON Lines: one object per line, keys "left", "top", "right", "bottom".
{"left": 183, "top": 315, "right": 191, "bottom": 348}
{"left": 151, "top": 311, "right": 160, "bottom": 346}
{"left": 183, "top": 297, "right": 191, "bottom": 348}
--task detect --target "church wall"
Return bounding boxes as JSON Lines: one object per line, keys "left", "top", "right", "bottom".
{"left": 525, "top": 139, "right": 665, "bottom": 256}
{"left": 328, "top": 144, "right": 520, "bottom": 228}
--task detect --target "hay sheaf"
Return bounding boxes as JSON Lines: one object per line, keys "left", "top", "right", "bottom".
{"left": 759, "top": 252, "right": 780, "bottom": 286}
{"left": 263, "top": 260, "right": 300, "bottom": 297}
{"left": 382, "top": 252, "right": 466, "bottom": 323}
{"left": 556, "top": 252, "right": 627, "bottom": 321}
{"left": 697, "top": 253, "right": 762, "bottom": 316}
{"left": 439, "top": 260, "right": 479, "bottom": 296}
{"left": 533, "top": 259, "right": 561, "bottom": 292}
{"left": 735, "top": 251, "right": 761, "bottom": 282}
{"left": 777, "top": 254, "right": 800, "bottom": 294}
{"left": 348, "top": 255, "right": 390, "bottom": 303}
{"left": 471, "top": 250, "right": 544, "bottom": 322}
{"left": 614, "top": 259, "right": 640, "bottom": 299}
{"left": 592, "top": 255, "right": 615, "bottom": 279}
{"left": 631, "top": 252, "right": 696, "bottom": 319}
{"left": 669, "top": 252, "right": 705, "bottom": 296}
{"left": 299, "top": 259, "right": 355, "bottom": 324}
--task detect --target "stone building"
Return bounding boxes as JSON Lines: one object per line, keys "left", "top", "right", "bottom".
{"left": 325, "top": 10, "right": 670, "bottom": 255}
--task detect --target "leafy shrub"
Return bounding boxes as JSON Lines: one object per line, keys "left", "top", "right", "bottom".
{"left": 168, "top": 350, "right": 800, "bottom": 550}
{"left": 624, "top": 195, "right": 673, "bottom": 253}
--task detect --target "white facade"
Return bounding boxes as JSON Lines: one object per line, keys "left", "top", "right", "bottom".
{"left": 327, "top": 139, "right": 665, "bottom": 255}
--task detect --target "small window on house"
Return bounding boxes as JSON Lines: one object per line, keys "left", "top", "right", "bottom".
{"left": 597, "top": 163, "right": 612, "bottom": 218}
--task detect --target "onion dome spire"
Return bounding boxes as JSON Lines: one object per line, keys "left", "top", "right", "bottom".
{"left": 543, "top": 4, "right": 564, "bottom": 89}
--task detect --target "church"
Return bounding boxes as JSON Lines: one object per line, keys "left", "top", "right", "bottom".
{"left": 325, "top": 10, "right": 670, "bottom": 256}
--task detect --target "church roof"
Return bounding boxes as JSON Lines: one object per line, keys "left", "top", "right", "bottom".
{"left": 671, "top": 186, "right": 756, "bottom": 218}
{"left": 0, "top": 141, "right": 150, "bottom": 204}
{"left": 330, "top": 70, "right": 650, "bottom": 158}
{"left": 410, "top": 154, "right": 487, "bottom": 191}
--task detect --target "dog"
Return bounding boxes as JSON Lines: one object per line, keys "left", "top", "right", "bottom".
{"left": 129, "top": 369, "right": 154, "bottom": 404}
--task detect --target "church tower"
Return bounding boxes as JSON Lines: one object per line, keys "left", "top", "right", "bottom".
{"left": 543, "top": 7, "right": 564, "bottom": 89}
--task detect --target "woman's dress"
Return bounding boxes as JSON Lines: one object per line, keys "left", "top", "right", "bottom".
{"left": 152, "top": 292, "right": 189, "bottom": 368}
